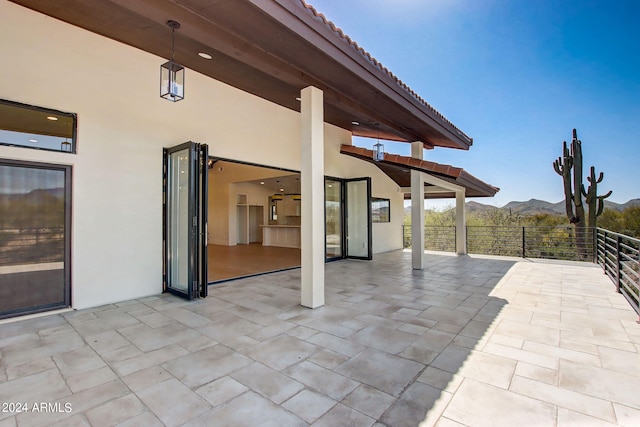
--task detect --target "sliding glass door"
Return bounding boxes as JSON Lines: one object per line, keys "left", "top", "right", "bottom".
{"left": 163, "top": 142, "right": 208, "bottom": 299}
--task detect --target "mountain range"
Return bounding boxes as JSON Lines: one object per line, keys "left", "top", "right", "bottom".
{"left": 465, "top": 198, "right": 640, "bottom": 215}
{"left": 405, "top": 198, "right": 640, "bottom": 216}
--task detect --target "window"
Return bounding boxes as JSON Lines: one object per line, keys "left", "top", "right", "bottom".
{"left": 371, "top": 197, "right": 390, "bottom": 223}
{"left": 0, "top": 99, "right": 77, "bottom": 153}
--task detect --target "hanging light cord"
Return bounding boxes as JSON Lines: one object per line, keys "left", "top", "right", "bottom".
{"left": 171, "top": 26, "right": 176, "bottom": 63}
{"left": 166, "top": 20, "right": 181, "bottom": 64}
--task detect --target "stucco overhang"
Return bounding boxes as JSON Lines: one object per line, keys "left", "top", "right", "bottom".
{"left": 340, "top": 145, "right": 499, "bottom": 199}
{"left": 9, "top": 0, "right": 472, "bottom": 150}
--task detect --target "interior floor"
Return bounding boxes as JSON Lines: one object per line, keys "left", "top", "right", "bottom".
{"left": 208, "top": 243, "right": 301, "bottom": 282}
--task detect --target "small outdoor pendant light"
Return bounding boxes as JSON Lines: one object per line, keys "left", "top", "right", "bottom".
{"left": 160, "top": 20, "right": 185, "bottom": 102}
{"left": 60, "top": 138, "right": 72, "bottom": 152}
{"left": 373, "top": 123, "right": 385, "bottom": 161}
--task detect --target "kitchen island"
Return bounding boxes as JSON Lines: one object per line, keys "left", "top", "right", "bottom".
{"left": 261, "top": 225, "right": 301, "bottom": 248}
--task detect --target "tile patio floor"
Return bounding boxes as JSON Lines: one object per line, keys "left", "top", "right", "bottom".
{"left": 0, "top": 250, "right": 639, "bottom": 426}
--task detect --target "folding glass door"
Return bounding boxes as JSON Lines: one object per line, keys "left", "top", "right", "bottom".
{"left": 325, "top": 178, "right": 343, "bottom": 261}
{"left": 345, "top": 178, "right": 372, "bottom": 260}
{"left": 324, "top": 177, "right": 372, "bottom": 261}
{"left": 163, "top": 142, "right": 208, "bottom": 299}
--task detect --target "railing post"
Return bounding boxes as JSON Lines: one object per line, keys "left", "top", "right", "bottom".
{"left": 603, "top": 229, "right": 607, "bottom": 272}
{"left": 615, "top": 233, "right": 621, "bottom": 293}
{"left": 522, "top": 226, "right": 526, "bottom": 258}
{"left": 592, "top": 227, "right": 597, "bottom": 263}
{"left": 454, "top": 225, "right": 457, "bottom": 254}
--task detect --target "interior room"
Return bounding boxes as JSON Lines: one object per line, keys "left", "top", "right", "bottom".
{"left": 207, "top": 159, "right": 302, "bottom": 282}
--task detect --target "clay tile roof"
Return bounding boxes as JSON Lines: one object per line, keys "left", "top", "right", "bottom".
{"left": 299, "top": 0, "right": 472, "bottom": 144}
{"left": 340, "top": 144, "right": 499, "bottom": 198}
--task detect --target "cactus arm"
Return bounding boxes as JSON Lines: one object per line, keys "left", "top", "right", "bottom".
{"left": 553, "top": 158, "right": 563, "bottom": 175}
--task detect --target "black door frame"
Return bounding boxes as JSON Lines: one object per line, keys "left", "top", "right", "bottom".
{"left": 162, "top": 141, "right": 208, "bottom": 300}
{"left": 324, "top": 176, "right": 372, "bottom": 261}
{"left": 0, "top": 159, "right": 72, "bottom": 319}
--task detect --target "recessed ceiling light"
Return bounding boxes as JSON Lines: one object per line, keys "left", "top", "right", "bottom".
{"left": 198, "top": 52, "right": 213, "bottom": 60}
{"left": 260, "top": 181, "right": 265, "bottom": 185}
{"left": 46, "top": 116, "right": 58, "bottom": 121}
{"left": 29, "top": 139, "right": 38, "bottom": 143}
{"left": 351, "top": 121, "right": 360, "bottom": 126}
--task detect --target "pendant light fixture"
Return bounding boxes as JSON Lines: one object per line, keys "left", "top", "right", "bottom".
{"left": 160, "top": 20, "right": 185, "bottom": 102}
{"left": 272, "top": 180, "right": 284, "bottom": 200}
{"left": 373, "top": 123, "right": 385, "bottom": 161}
{"left": 60, "top": 138, "right": 72, "bottom": 152}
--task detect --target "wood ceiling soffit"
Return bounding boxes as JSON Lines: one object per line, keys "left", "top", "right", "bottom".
{"left": 10, "top": 0, "right": 469, "bottom": 148}
{"left": 188, "top": 0, "right": 449, "bottom": 145}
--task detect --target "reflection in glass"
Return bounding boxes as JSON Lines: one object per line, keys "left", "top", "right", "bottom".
{"left": 168, "top": 148, "right": 190, "bottom": 292}
{"left": 372, "top": 198, "right": 390, "bottom": 223}
{"left": 346, "top": 180, "right": 369, "bottom": 258}
{"left": 325, "top": 178, "right": 342, "bottom": 259}
{"left": 0, "top": 99, "right": 76, "bottom": 153}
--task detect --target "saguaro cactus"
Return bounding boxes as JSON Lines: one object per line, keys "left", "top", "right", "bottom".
{"left": 553, "top": 129, "right": 585, "bottom": 228}
{"left": 582, "top": 166, "right": 612, "bottom": 229}
{"left": 553, "top": 129, "right": 611, "bottom": 258}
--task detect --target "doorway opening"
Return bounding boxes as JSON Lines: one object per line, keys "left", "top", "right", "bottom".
{"left": 207, "top": 159, "right": 302, "bottom": 282}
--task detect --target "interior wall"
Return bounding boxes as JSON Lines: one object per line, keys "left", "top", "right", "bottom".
{"left": 208, "top": 162, "right": 297, "bottom": 246}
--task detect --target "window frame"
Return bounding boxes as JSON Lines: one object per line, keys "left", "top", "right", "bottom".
{"left": 0, "top": 98, "right": 77, "bottom": 154}
{"left": 371, "top": 197, "right": 391, "bottom": 223}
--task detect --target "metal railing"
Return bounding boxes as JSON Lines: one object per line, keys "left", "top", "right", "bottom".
{"left": 0, "top": 228, "right": 65, "bottom": 266}
{"left": 402, "top": 225, "right": 595, "bottom": 261}
{"left": 402, "top": 225, "right": 639, "bottom": 315}
{"left": 403, "top": 226, "right": 456, "bottom": 253}
{"left": 597, "top": 229, "right": 640, "bottom": 315}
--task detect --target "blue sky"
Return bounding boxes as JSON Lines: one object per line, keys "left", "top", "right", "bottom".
{"left": 311, "top": 0, "right": 640, "bottom": 208}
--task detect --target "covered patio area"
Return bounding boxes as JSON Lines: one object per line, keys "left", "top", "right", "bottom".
{"left": 1, "top": 251, "right": 638, "bottom": 426}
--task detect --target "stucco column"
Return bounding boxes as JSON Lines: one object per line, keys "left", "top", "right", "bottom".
{"left": 300, "top": 86, "right": 325, "bottom": 308}
{"left": 411, "top": 141, "right": 425, "bottom": 269}
{"left": 456, "top": 190, "right": 467, "bottom": 255}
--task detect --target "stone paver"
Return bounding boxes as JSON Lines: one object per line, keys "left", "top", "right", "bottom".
{"left": 0, "top": 250, "right": 638, "bottom": 426}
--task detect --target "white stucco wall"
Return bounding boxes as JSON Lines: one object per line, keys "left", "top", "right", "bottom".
{"left": 0, "top": 1, "right": 403, "bottom": 310}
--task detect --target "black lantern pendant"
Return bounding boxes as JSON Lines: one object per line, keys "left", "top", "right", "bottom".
{"left": 373, "top": 123, "right": 385, "bottom": 161}
{"left": 160, "top": 20, "right": 185, "bottom": 102}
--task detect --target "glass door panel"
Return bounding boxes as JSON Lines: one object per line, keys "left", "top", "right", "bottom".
{"left": 168, "top": 147, "right": 190, "bottom": 292}
{"left": 0, "top": 160, "right": 71, "bottom": 319}
{"left": 163, "top": 142, "right": 208, "bottom": 299}
{"left": 345, "top": 178, "right": 372, "bottom": 260}
{"left": 325, "top": 178, "right": 343, "bottom": 260}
